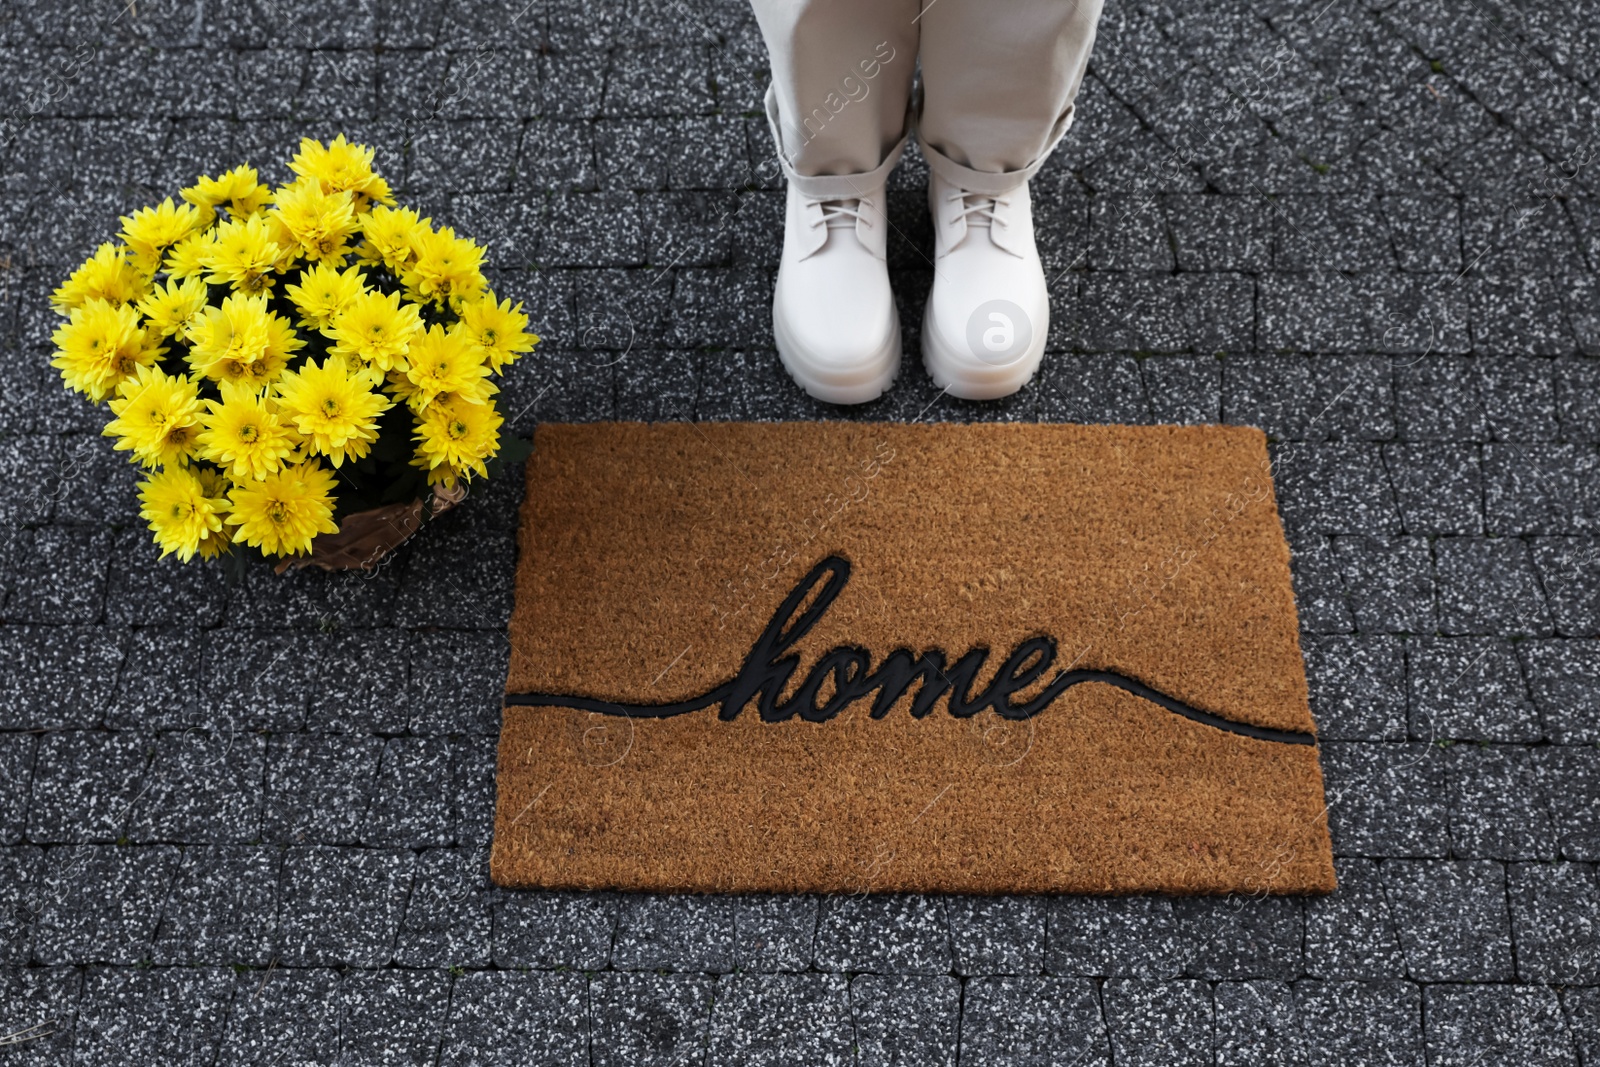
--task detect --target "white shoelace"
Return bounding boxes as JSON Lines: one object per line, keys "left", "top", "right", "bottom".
{"left": 947, "top": 190, "right": 1011, "bottom": 228}
{"left": 811, "top": 198, "right": 872, "bottom": 230}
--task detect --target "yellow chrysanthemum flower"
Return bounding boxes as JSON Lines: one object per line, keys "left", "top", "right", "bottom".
{"left": 104, "top": 363, "right": 203, "bottom": 469}
{"left": 182, "top": 164, "right": 272, "bottom": 225}
{"left": 404, "top": 225, "right": 487, "bottom": 308}
{"left": 139, "top": 466, "right": 230, "bottom": 562}
{"left": 271, "top": 179, "right": 359, "bottom": 263}
{"left": 412, "top": 395, "right": 502, "bottom": 484}
{"left": 203, "top": 214, "right": 284, "bottom": 294}
{"left": 284, "top": 261, "right": 367, "bottom": 331}
{"left": 198, "top": 380, "right": 301, "bottom": 480}
{"left": 225, "top": 460, "right": 341, "bottom": 557}
{"left": 49, "top": 243, "right": 147, "bottom": 314}
{"left": 355, "top": 204, "right": 426, "bottom": 274}
{"left": 188, "top": 292, "right": 273, "bottom": 383}
{"left": 163, "top": 229, "right": 214, "bottom": 279}
{"left": 454, "top": 294, "right": 539, "bottom": 373}
{"left": 50, "top": 298, "right": 159, "bottom": 402}
{"left": 274, "top": 356, "right": 392, "bottom": 467}
{"left": 135, "top": 276, "right": 211, "bottom": 342}
{"left": 326, "top": 288, "right": 424, "bottom": 375}
{"left": 398, "top": 324, "right": 494, "bottom": 411}
{"left": 119, "top": 198, "right": 204, "bottom": 274}
{"left": 289, "top": 134, "right": 394, "bottom": 210}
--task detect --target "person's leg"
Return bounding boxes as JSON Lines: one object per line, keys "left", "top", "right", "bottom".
{"left": 749, "top": 0, "right": 920, "bottom": 405}
{"left": 752, "top": 0, "right": 919, "bottom": 185}
{"left": 915, "top": 0, "right": 1104, "bottom": 400}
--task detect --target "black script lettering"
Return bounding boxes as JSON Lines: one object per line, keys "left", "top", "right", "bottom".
{"left": 505, "top": 555, "right": 1316, "bottom": 746}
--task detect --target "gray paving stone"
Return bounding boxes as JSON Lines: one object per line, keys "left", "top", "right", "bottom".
{"left": 814, "top": 895, "right": 952, "bottom": 975}
{"left": 1537, "top": 745, "right": 1600, "bottom": 862}
{"left": 393, "top": 847, "right": 493, "bottom": 968}
{"left": 1319, "top": 742, "right": 1449, "bottom": 857}
{"left": 1477, "top": 358, "right": 1563, "bottom": 441}
{"left": 493, "top": 890, "right": 617, "bottom": 969}
{"left": 1304, "top": 858, "right": 1407, "bottom": 980}
{"left": 1483, "top": 443, "right": 1600, "bottom": 535}
{"left": 1521, "top": 640, "right": 1600, "bottom": 742}
{"left": 1444, "top": 744, "right": 1557, "bottom": 860}
{"left": 1408, "top": 637, "right": 1542, "bottom": 741}
{"left": 590, "top": 972, "right": 714, "bottom": 1067}
{"left": 1174, "top": 896, "right": 1304, "bottom": 980}
{"left": 200, "top": 628, "right": 313, "bottom": 732}
{"left": 1225, "top": 354, "right": 1394, "bottom": 441}
{"left": 0, "top": 845, "right": 41, "bottom": 964}
{"left": 126, "top": 731, "right": 265, "bottom": 844}
{"left": 1382, "top": 444, "right": 1484, "bottom": 535}
{"left": 1529, "top": 538, "right": 1600, "bottom": 635}
{"left": 732, "top": 894, "right": 816, "bottom": 973}
{"left": 1508, "top": 861, "right": 1600, "bottom": 984}
{"left": 708, "top": 973, "right": 853, "bottom": 1067}
{"left": 3, "top": 524, "right": 109, "bottom": 623}
{"left": 25, "top": 731, "right": 151, "bottom": 843}
{"left": 959, "top": 976, "right": 1110, "bottom": 1067}
{"left": 1103, "top": 978, "right": 1212, "bottom": 1067}
{"left": 1213, "top": 981, "right": 1309, "bottom": 1066}
{"left": 31, "top": 844, "right": 178, "bottom": 964}
{"left": 261, "top": 733, "right": 382, "bottom": 846}
{"left": 405, "top": 629, "right": 507, "bottom": 735}
{"left": 0, "top": 964, "right": 80, "bottom": 1067}
{"left": 452, "top": 734, "right": 498, "bottom": 848}
{"left": 103, "top": 627, "right": 202, "bottom": 730}
{"left": 1434, "top": 536, "right": 1553, "bottom": 635}
{"left": 1284, "top": 531, "right": 1355, "bottom": 633}
{"left": 1273, "top": 443, "right": 1401, "bottom": 537}
{"left": 1330, "top": 534, "right": 1435, "bottom": 634}
{"left": 149, "top": 845, "right": 280, "bottom": 966}
{"left": 1382, "top": 195, "right": 1461, "bottom": 272}
{"left": 1423, "top": 984, "right": 1579, "bottom": 1067}
{"left": 339, "top": 969, "right": 451, "bottom": 1067}
{"left": 1079, "top": 272, "right": 1254, "bottom": 354}
{"left": 276, "top": 846, "right": 414, "bottom": 967}
{"left": 0, "top": 732, "right": 34, "bottom": 845}
{"left": 1035, "top": 353, "right": 1149, "bottom": 423}
{"left": 438, "top": 970, "right": 589, "bottom": 1067}
{"left": 103, "top": 528, "right": 227, "bottom": 628}
{"left": 1141, "top": 354, "right": 1222, "bottom": 424}
{"left": 1294, "top": 979, "right": 1425, "bottom": 1067}
{"left": 217, "top": 967, "right": 342, "bottom": 1067}
{"left": 612, "top": 893, "right": 734, "bottom": 973}
{"left": 1302, "top": 635, "right": 1407, "bottom": 740}
{"left": 302, "top": 628, "right": 412, "bottom": 733}
{"left": 1046, "top": 896, "right": 1185, "bottom": 979}
{"left": 72, "top": 966, "right": 233, "bottom": 1067}
{"left": 225, "top": 560, "right": 402, "bottom": 631}
{"left": 1166, "top": 194, "right": 1271, "bottom": 271}
{"left": 945, "top": 896, "right": 1045, "bottom": 976}
{"left": 1565, "top": 988, "right": 1600, "bottom": 1067}
{"left": 850, "top": 974, "right": 961, "bottom": 1067}
{"left": 363, "top": 737, "right": 455, "bottom": 847}
{"left": 1381, "top": 859, "right": 1513, "bottom": 981}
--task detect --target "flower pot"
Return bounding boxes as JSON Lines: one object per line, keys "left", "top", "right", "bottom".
{"left": 273, "top": 482, "right": 466, "bottom": 573}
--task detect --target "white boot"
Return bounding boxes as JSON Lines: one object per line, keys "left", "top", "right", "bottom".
{"left": 772, "top": 181, "right": 900, "bottom": 405}
{"left": 922, "top": 172, "right": 1049, "bottom": 400}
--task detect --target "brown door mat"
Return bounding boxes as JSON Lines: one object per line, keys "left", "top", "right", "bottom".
{"left": 491, "top": 422, "right": 1335, "bottom": 896}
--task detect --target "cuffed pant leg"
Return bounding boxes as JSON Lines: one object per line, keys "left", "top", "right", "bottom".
{"left": 748, "top": 0, "right": 921, "bottom": 191}
{"left": 917, "top": 0, "right": 1104, "bottom": 194}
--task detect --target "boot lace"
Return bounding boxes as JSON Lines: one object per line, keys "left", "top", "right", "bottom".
{"left": 812, "top": 198, "right": 872, "bottom": 230}
{"left": 946, "top": 190, "right": 1011, "bottom": 227}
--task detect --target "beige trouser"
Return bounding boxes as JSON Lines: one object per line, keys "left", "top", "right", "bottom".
{"left": 750, "top": 0, "right": 1104, "bottom": 198}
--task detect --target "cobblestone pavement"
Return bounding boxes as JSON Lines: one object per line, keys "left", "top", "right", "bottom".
{"left": 2, "top": 0, "right": 1599, "bottom": 1062}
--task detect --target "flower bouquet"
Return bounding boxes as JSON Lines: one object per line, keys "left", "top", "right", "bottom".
{"left": 48, "top": 135, "right": 537, "bottom": 572}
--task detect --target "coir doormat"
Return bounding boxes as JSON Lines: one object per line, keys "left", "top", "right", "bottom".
{"left": 491, "top": 422, "right": 1335, "bottom": 896}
